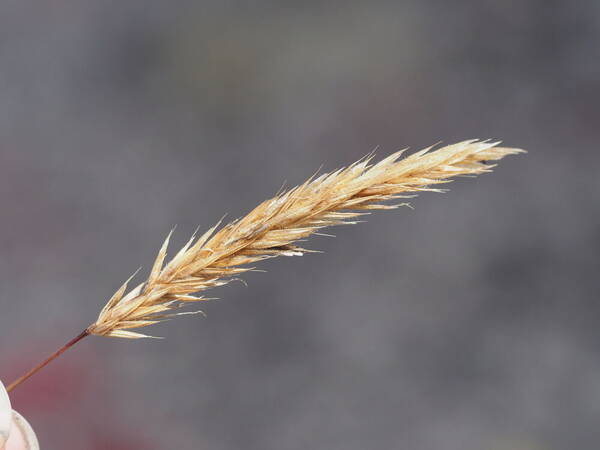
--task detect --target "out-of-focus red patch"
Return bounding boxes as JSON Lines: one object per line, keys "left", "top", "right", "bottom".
{"left": 3, "top": 332, "right": 159, "bottom": 450}
{"left": 3, "top": 332, "right": 92, "bottom": 410}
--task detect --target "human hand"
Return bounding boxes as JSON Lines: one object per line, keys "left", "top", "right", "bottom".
{"left": 0, "top": 381, "right": 38, "bottom": 450}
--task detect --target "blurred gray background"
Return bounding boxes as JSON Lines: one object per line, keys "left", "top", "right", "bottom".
{"left": 0, "top": 1, "right": 598, "bottom": 449}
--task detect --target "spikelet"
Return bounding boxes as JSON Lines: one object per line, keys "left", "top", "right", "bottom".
{"left": 87, "top": 140, "right": 524, "bottom": 338}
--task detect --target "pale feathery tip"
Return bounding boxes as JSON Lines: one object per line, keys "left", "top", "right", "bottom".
{"left": 89, "top": 139, "right": 524, "bottom": 338}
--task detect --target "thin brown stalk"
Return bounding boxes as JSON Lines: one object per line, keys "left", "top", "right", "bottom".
{"left": 6, "top": 330, "right": 89, "bottom": 393}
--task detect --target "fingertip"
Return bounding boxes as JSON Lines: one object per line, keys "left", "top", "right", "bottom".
{"left": 5, "top": 412, "right": 38, "bottom": 450}
{"left": 0, "top": 381, "right": 39, "bottom": 450}
{"left": 0, "top": 381, "right": 11, "bottom": 448}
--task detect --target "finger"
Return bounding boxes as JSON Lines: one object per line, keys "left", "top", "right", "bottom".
{"left": 0, "top": 382, "right": 39, "bottom": 450}
{"left": 5, "top": 412, "right": 38, "bottom": 450}
{"left": 0, "top": 381, "right": 12, "bottom": 448}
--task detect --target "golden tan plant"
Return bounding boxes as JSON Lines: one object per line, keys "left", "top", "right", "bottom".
{"left": 6, "top": 139, "right": 523, "bottom": 392}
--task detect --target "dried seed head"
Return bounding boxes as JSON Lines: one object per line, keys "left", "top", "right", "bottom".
{"left": 87, "top": 140, "right": 524, "bottom": 338}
